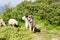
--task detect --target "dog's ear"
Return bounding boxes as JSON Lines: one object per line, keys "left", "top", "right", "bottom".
{"left": 25, "top": 15, "right": 28, "bottom": 17}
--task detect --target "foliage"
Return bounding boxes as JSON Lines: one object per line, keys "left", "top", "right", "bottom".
{"left": 0, "top": 0, "right": 60, "bottom": 26}
{"left": 0, "top": 0, "right": 60, "bottom": 40}
{"left": 0, "top": 24, "right": 60, "bottom": 40}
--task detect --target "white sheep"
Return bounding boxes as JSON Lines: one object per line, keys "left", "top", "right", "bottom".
{"left": 8, "top": 19, "right": 18, "bottom": 27}
{"left": 0, "top": 19, "right": 6, "bottom": 26}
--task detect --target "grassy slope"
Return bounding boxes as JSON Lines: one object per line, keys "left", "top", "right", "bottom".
{"left": 0, "top": 20, "right": 60, "bottom": 40}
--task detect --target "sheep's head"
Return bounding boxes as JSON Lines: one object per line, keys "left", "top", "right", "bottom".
{"left": 22, "top": 16, "right": 27, "bottom": 21}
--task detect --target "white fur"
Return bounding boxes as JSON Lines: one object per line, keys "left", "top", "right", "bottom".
{"left": 22, "top": 16, "right": 35, "bottom": 32}
{"left": 22, "top": 16, "right": 29, "bottom": 28}
{"left": 8, "top": 19, "right": 18, "bottom": 26}
{"left": 0, "top": 19, "right": 6, "bottom": 26}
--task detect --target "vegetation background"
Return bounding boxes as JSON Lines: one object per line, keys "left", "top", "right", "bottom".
{"left": 0, "top": 0, "right": 60, "bottom": 40}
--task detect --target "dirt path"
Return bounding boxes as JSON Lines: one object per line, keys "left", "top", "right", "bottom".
{"left": 31, "top": 34, "right": 46, "bottom": 40}
{"left": 30, "top": 29, "right": 60, "bottom": 40}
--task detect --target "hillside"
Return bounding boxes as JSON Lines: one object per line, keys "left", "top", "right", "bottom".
{"left": 0, "top": 0, "right": 60, "bottom": 40}
{"left": 0, "top": 0, "right": 60, "bottom": 26}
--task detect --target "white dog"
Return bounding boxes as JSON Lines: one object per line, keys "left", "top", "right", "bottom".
{"left": 22, "top": 15, "right": 35, "bottom": 32}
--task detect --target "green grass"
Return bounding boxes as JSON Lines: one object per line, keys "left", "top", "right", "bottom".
{"left": 0, "top": 20, "right": 60, "bottom": 40}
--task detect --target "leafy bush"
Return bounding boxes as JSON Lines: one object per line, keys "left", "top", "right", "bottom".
{"left": 0, "top": 0, "right": 60, "bottom": 26}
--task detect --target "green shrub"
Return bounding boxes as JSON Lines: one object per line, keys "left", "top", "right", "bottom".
{"left": 0, "top": 0, "right": 60, "bottom": 26}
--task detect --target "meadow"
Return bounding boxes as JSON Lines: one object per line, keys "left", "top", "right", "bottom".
{"left": 0, "top": 20, "right": 60, "bottom": 40}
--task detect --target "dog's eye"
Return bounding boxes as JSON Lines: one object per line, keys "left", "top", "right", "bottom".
{"left": 28, "top": 16, "right": 31, "bottom": 18}
{"left": 29, "top": 17, "right": 31, "bottom": 18}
